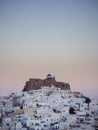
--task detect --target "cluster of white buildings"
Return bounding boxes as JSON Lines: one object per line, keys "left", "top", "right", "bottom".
{"left": 0, "top": 85, "right": 98, "bottom": 130}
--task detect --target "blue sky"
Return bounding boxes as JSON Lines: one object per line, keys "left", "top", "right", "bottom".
{"left": 0, "top": 0, "right": 98, "bottom": 99}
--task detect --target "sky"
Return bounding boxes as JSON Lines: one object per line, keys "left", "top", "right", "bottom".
{"left": 0, "top": 0, "right": 98, "bottom": 99}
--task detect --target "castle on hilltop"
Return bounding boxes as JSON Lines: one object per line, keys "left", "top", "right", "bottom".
{"left": 23, "top": 74, "right": 70, "bottom": 91}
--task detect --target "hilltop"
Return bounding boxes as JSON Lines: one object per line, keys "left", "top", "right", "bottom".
{"left": 23, "top": 74, "right": 70, "bottom": 91}
{"left": 0, "top": 74, "right": 98, "bottom": 130}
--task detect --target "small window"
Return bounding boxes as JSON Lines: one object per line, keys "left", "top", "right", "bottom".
{"left": 44, "top": 124, "right": 46, "bottom": 127}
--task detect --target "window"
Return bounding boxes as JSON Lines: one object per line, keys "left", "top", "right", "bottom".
{"left": 44, "top": 124, "right": 46, "bottom": 127}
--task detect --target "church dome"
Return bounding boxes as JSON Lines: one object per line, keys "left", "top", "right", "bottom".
{"left": 46, "top": 73, "right": 52, "bottom": 78}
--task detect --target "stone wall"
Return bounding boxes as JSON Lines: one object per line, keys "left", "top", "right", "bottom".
{"left": 23, "top": 76, "right": 70, "bottom": 91}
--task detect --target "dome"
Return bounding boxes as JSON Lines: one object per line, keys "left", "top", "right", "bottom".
{"left": 46, "top": 73, "right": 52, "bottom": 78}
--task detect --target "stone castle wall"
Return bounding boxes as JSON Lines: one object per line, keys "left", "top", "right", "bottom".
{"left": 23, "top": 76, "right": 70, "bottom": 91}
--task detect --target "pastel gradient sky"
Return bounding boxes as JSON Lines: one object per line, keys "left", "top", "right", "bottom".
{"left": 0, "top": 0, "right": 98, "bottom": 99}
